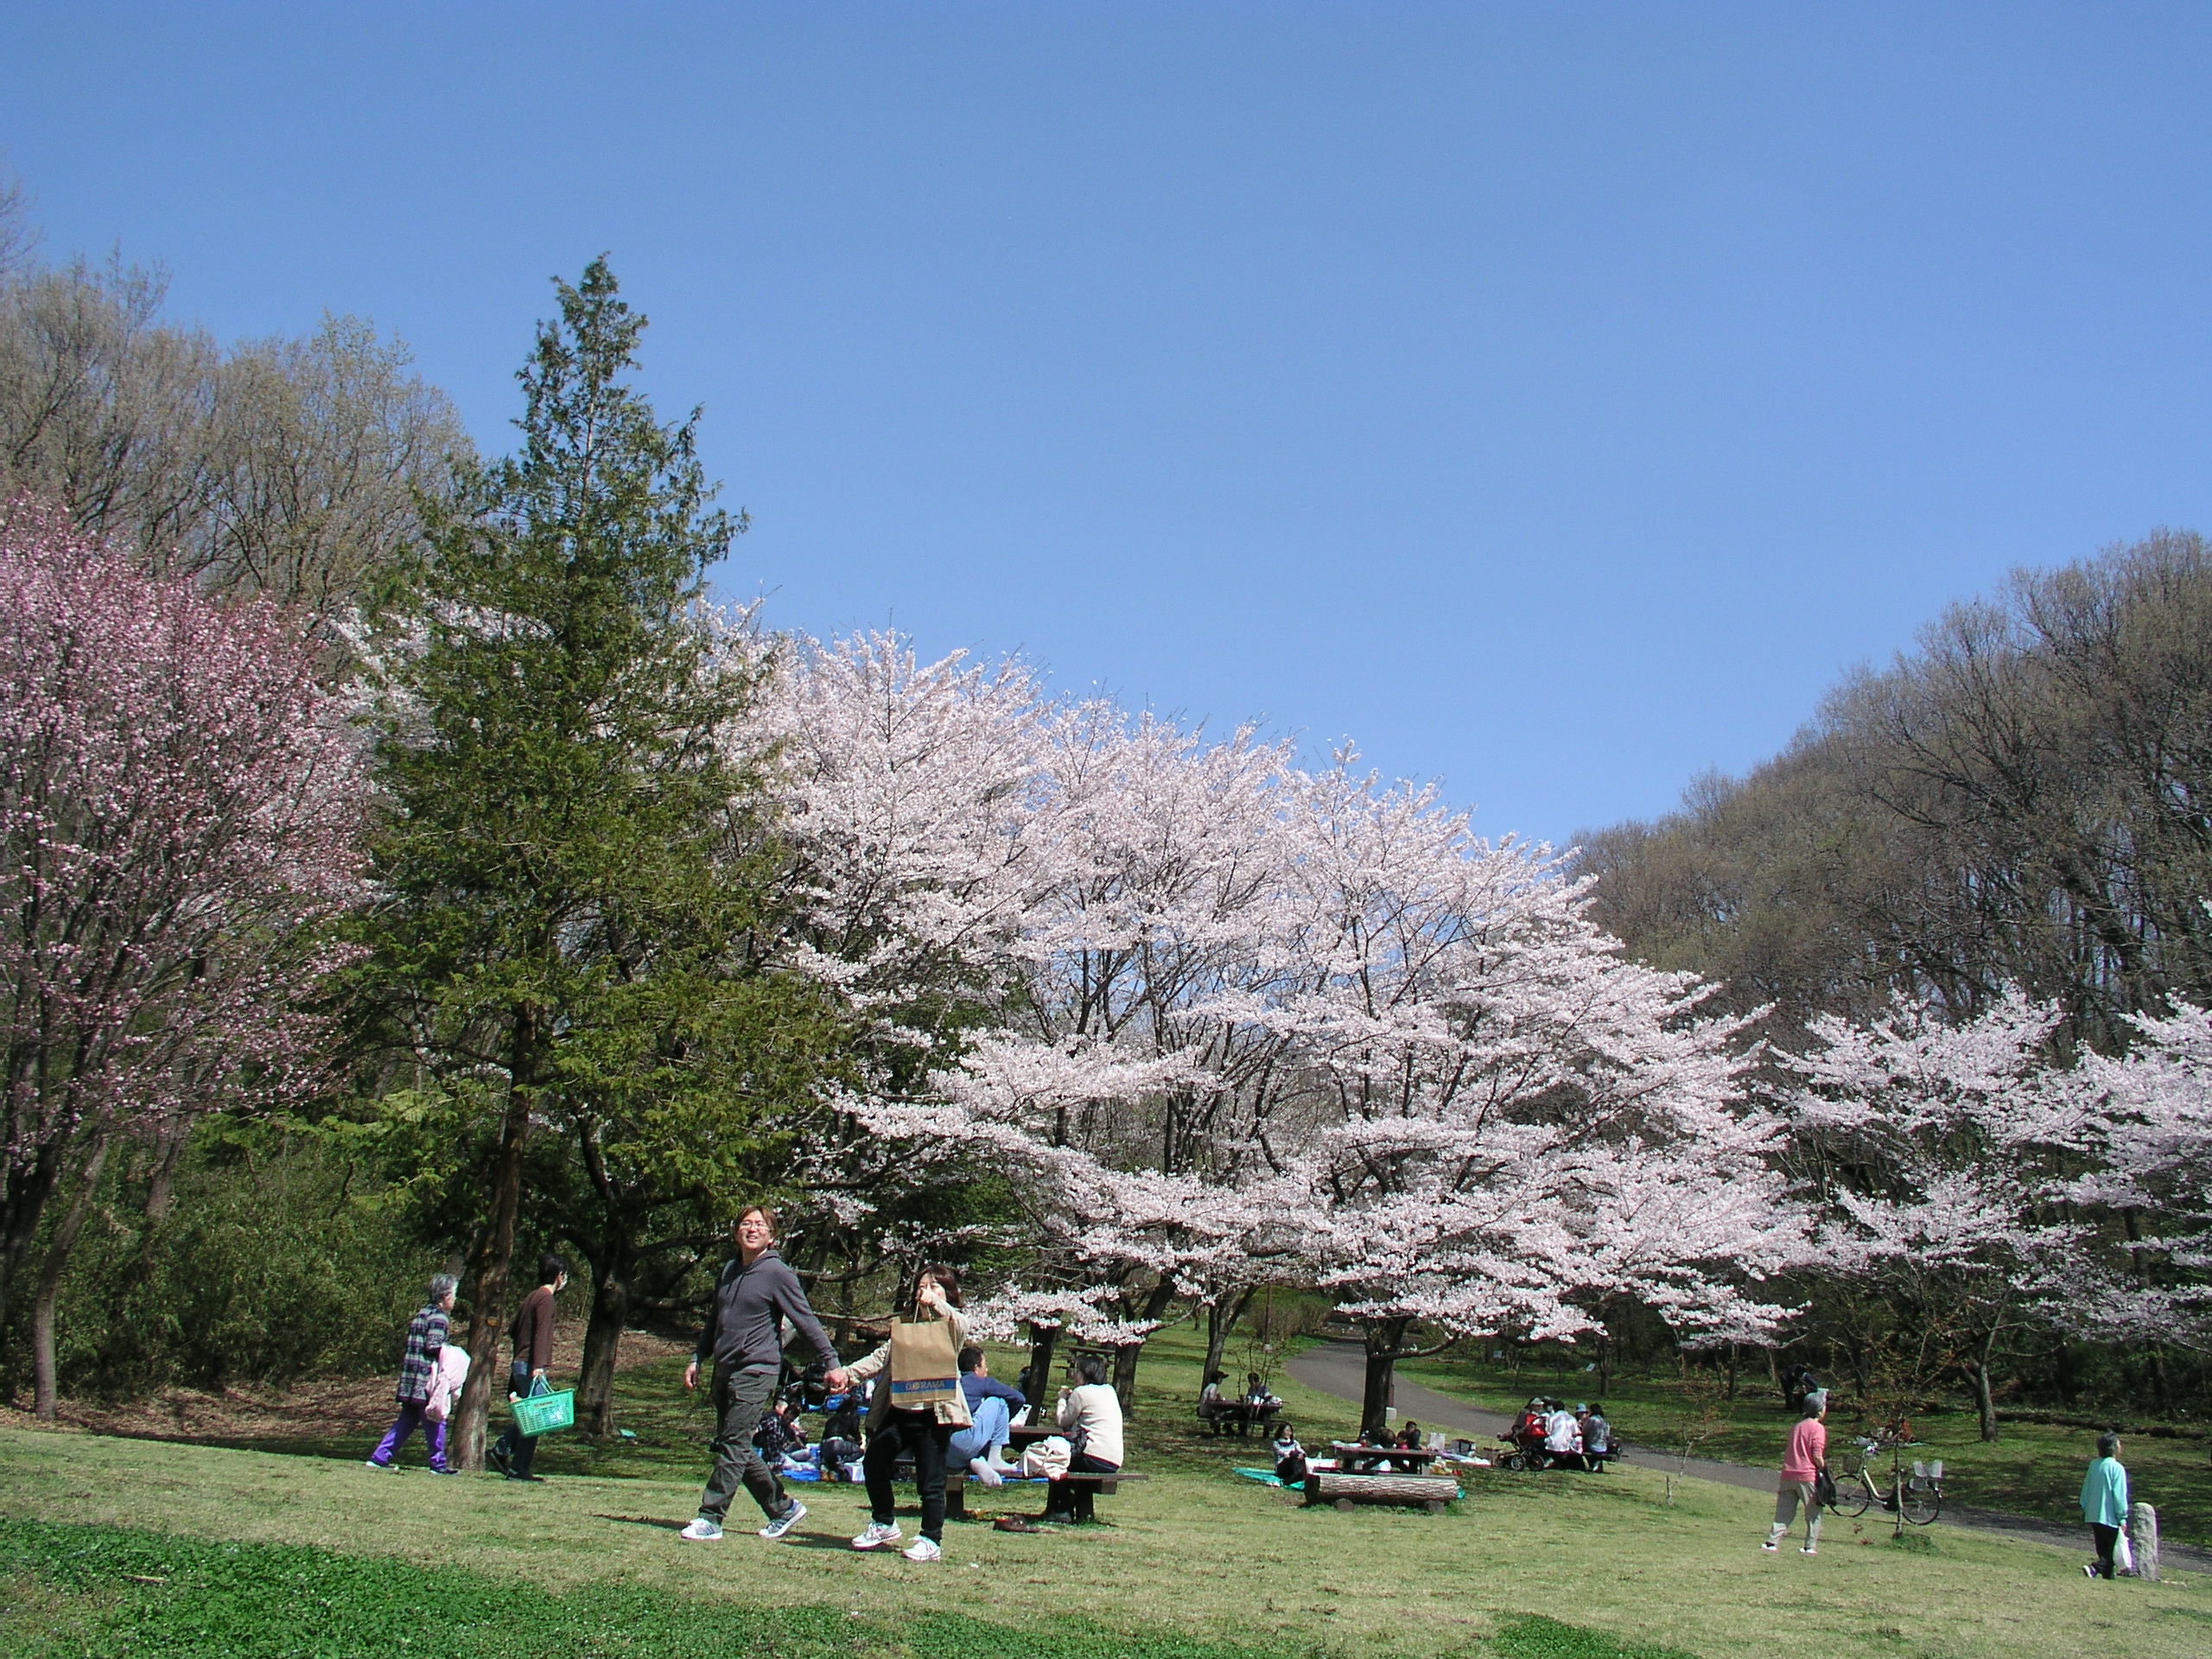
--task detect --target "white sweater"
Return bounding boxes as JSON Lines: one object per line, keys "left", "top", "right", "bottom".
{"left": 1055, "top": 1382, "right": 1125, "bottom": 1467}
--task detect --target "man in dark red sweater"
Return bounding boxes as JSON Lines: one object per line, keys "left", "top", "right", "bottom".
{"left": 488, "top": 1254, "right": 567, "bottom": 1482}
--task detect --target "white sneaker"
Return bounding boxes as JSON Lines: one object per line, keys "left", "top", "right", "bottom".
{"left": 1801, "top": 1546, "right": 1817, "bottom": 1556}
{"left": 364, "top": 1459, "right": 393, "bottom": 1471}
{"left": 678, "top": 1518, "right": 723, "bottom": 1541}
{"left": 902, "top": 1536, "right": 943, "bottom": 1562}
{"left": 1760, "top": 1541, "right": 1779, "bottom": 1552}
{"left": 758, "top": 1499, "right": 806, "bottom": 1540}
{"left": 850, "top": 1522, "right": 902, "bottom": 1550}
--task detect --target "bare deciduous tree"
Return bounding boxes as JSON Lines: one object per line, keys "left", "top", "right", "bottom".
{"left": 0, "top": 198, "right": 467, "bottom": 627}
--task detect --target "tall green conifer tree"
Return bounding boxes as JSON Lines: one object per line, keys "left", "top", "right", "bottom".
{"left": 354, "top": 261, "right": 830, "bottom": 1463}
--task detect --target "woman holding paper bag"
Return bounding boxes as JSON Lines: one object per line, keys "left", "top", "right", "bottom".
{"left": 844, "top": 1263, "right": 972, "bottom": 1561}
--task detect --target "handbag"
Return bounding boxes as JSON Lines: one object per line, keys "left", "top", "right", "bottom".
{"left": 886, "top": 1319, "right": 961, "bottom": 1409}
{"left": 1813, "top": 1468, "right": 1839, "bottom": 1509}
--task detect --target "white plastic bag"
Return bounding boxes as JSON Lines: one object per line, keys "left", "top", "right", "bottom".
{"left": 1019, "top": 1434, "right": 1072, "bottom": 1479}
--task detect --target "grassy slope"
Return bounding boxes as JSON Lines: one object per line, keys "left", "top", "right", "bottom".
{"left": 1393, "top": 1353, "right": 2212, "bottom": 1548}
{"left": 1, "top": 1323, "right": 2208, "bottom": 1659}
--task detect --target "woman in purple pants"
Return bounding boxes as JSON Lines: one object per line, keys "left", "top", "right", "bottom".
{"left": 367, "top": 1274, "right": 460, "bottom": 1472}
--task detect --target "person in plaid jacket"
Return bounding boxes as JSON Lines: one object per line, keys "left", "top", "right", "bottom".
{"left": 366, "top": 1274, "right": 460, "bottom": 1472}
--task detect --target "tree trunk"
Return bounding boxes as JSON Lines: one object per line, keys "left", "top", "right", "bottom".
{"left": 1725, "top": 1343, "right": 1739, "bottom": 1402}
{"left": 575, "top": 1246, "right": 632, "bottom": 1437}
{"left": 1974, "top": 1321, "right": 2003, "bottom": 1442}
{"left": 1304, "top": 1469, "right": 1459, "bottom": 1510}
{"left": 0, "top": 1138, "right": 69, "bottom": 1344}
{"left": 142, "top": 1117, "right": 192, "bottom": 1226}
{"left": 1109, "top": 1280, "right": 1180, "bottom": 1415}
{"left": 1110, "top": 1342, "right": 1142, "bottom": 1415}
{"left": 1024, "top": 1322, "right": 1059, "bottom": 1402}
{"left": 1202, "top": 1287, "right": 1255, "bottom": 1389}
{"left": 451, "top": 1035, "right": 537, "bottom": 1472}
{"left": 1361, "top": 1318, "right": 1411, "bottom": 1433}
{"left": 31, "top": 1134, "right": 111, "bottom": 1420}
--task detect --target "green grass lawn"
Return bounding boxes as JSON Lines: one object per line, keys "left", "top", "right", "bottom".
{"left": 1394, "top": 1352, "right": 2212, "bottom": 1549}
{"left": 2, "top": 1320, "right": 2207, "bottom": 1659}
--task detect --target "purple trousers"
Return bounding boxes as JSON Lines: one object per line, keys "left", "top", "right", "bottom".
{"left": 371, "top": 1399, "right": 449, "bottom": 1470}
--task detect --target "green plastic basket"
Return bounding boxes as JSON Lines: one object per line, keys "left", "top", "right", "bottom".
{"left": 512, "top": 1388, "right": 575, "bottom": 1437}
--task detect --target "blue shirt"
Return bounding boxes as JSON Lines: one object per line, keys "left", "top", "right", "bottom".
{"left": 960, "top": 1371, "right": 1026, "bottom": 1413}
{"left": 2080, "top": 1456, "right": 2129, "bottom": 1529}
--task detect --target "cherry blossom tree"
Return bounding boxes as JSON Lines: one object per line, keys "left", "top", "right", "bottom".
{"left": 0, "top": 495, "right": 367, "bottom": 1414}
{"left": 1277, "top": 757, "right": 1802, "bottom": 1427}
{"left": 2064, "top": 1000, "right": 2212, "bottom": 1354}
{"left": 1774, "top": 990, "right": 2092, "bottom": 1438}
{"left": 755, "top": 638, "right": 1805, "bottom": 1421}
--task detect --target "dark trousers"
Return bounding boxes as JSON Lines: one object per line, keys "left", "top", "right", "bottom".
{"left": 2092, "top": 1522, "right": 2120, "bottom": 1579}
{"left": 1046, "top": 1451, "right": 1119, "bottom": 1522}
{"left": 698, "top": 1365, "right": 789, "bottom": 1524}
{"left": 863, "top": 1407, "right": 956, "bottom": 1542}
{"left": 370, "top": 1399, "right": 448, "bottom": 1470}
{"left": 493, "top": 1362, "right": 541, "bottom": 1478}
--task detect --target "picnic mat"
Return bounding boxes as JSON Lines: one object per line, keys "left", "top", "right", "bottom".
{"left": 1233, "top": 1467, "right": 1285, "bottom": 1486}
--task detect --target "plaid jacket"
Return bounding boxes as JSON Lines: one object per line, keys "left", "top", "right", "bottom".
{"left": 396, "top": 1304, "right": 449, "bottom": 1404}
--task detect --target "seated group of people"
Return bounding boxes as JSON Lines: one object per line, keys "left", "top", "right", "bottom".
{"left": 1198, "top": 1369, "right": 1284, "bottom": 1429}
{"left": 1510, "top": 1397, "right": 1611, "bottom": 1469}
{"left": 759, "top": 1342, "right": 1123, "bottom": 1525}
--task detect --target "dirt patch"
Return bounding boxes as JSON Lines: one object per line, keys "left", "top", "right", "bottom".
{"left": 0, "top": 1326, "right": 690, "bottom": 1444}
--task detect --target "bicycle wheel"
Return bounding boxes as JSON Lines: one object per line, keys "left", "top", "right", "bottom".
{"left": 1834, "top": 1475, "right": 1872, "bottom": 1518}
{"left": 1901, "top": 1478, "right": 1941, "bottom": 1526}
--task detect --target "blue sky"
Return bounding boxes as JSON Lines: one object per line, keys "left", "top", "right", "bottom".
{"left": 7, "top": 3, "right": 2209, "bottom": 846}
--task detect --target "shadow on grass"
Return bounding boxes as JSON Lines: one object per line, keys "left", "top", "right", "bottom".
{"left": 591, "top": 1513, "right": 692, "bottom": 1532}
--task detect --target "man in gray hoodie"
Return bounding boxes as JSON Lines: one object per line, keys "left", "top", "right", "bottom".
{"left": 679, "top": 1206, "right": 848, "bottom": 1541}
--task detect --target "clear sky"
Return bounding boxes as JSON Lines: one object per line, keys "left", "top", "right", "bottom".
{"left": 7, "top": 3, "right": 2209, "bottom": 846}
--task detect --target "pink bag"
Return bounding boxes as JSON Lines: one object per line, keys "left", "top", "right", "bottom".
{"left": 424, "top": 1345, "right": 470, "bottom": 1422}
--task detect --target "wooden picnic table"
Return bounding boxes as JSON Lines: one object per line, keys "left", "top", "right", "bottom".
{"left": 1328, "top": 1441, "right": 1445, "bottom": 1475}
{"left": 1202, "top": 1400, "right": 1288, "bottom": 1437}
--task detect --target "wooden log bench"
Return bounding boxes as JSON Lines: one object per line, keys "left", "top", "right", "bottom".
{"left": 1303, "top": 1469, "right": 1460, "bottom": 1514}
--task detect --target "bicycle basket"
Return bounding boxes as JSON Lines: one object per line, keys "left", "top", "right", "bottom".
{"left": 512, "top": 1388, "right": 575, "bottom": 1437}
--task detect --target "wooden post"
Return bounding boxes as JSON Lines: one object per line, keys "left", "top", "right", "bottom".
{"left": 2128, "top": 1501, "right": 2160, "bottom": 1582}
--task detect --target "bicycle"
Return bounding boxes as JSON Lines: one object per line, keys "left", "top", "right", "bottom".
{"left": 1833, "top": 1434, "right": 1943, "bottom": 1525}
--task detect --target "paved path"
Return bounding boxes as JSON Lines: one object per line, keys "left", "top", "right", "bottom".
{"left": 1286, "top": 1339, "right": 2205, "bottom": 1573}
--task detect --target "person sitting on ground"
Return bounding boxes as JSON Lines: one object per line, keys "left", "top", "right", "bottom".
{"left": 948, "top": 1344, "right": 1026, "bottom": 1487}
{"left": 1272, "top": 1428, "right": 1309, "bottom": 1489}
{"left": 1579, "top": 1404, "right": 1612, "bottom": 1469}
{"left": 1046, "top": 1353, "right": 1124, "bottom": 1523}
{"left": 367, "top": 1273, "right": 460, "bottom": 1473}
{"left": 753, "top": 1389, "right": 810, "bottom": 1463}
{"left": 1543, "top": 1400, "right": 1582, "bottom": 1467}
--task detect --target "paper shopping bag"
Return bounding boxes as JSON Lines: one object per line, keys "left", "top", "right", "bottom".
{"left": 887, "top": 1319, "right": 961, "bottom": 1408}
